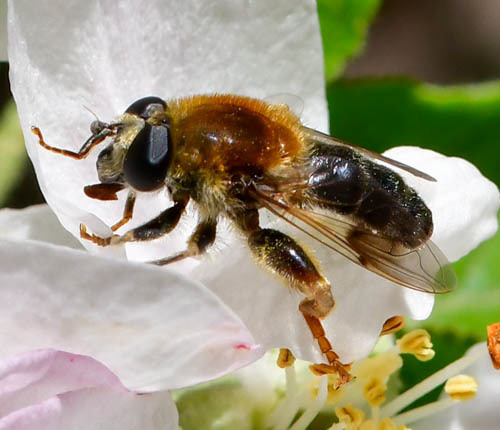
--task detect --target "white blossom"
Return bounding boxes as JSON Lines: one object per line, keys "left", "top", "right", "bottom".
{"left": 4, "top": 0, "right": 499, "bottom": 391}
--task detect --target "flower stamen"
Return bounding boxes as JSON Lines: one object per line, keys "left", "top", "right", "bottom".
{"left": 392, "top": 397, "right": 455, "bottom": 427}
{"left": 289, "top": 375, "right": 328, "bottom": 430}
{"left": 381, "top": 342, "right": 487, "bottom": 418}
{"left": 335, "top": 404, "right": 365, "bottom": 429}
{"left": 364, "top": 378, "right": 387, "bottom": 407}
{"left": 381, "top": 316, "right": 405, "bottom": 336}
{"left": 267, "top": 362, "right": 302, "bottom": 430}
{"left": 396, "top": 329, "right": 434, "bottom": 361}
{"left": 392, "top": 373, "right": 477, "bottom": 426}
{"left": 277, "top": 348, "right": 296, "bottom": 368}
{"left": 444, "top": 374, "right": 478, "bottom": 401}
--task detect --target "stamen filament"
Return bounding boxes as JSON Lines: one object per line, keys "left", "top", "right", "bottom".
{"left": 392, "top": 397, "right": 456, "bottom": 426}
{"left": 328, "top": 423, "right": 346, "bottom": 430}
{"left": 371, "top": 405, "right": 380, "bottom": 423}
{"left": 289, "top": 375, "right": 328, "bottom": 430}
{"left": 381, "top": 343, "right": 487, "bottom": 417}
{"left": 268, "top": 365, "right": 308, "bottom": 430}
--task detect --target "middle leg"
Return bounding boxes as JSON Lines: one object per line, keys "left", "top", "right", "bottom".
{"left": 148, "top": 219, "right": 217, "bottom": 266}
{"left": 80, "top": 195, "right": 188, "bottom": 246}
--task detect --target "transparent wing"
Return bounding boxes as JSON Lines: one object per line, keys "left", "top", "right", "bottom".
{"left": 264, "top": 94, "right": 304, "bottom": 117}
{"left": 303, "top": 126, "right": 437, "bottom": 182}
{"left": 251, "top": 186, "right": 456, "bottom": 294}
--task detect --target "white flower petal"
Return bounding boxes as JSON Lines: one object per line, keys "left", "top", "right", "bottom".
{"left": 383, "top": 146, "right": 500, "bottom": 261}
{"left": 0, "top": 0, "right": 6, "bottom": 62}
{"left": 193, "top": 147, "right": 499, "bottom": 364}
{"left": 0, "top": 239, "right": 262, "bottom": 391}
{"left": 193, "top": 227, "right": 434, "bottom": 364}
{"left": 413, "top": 344, "right": 500, "bottom": 430}
{"left": 0, "top": 205, "right": 81, "bottom": 249}
{"left": 9, "top": 0, "right": 498, "bottom": 374}
{"left": 0, "top": 349, "right": 178, "bottom": 430}
{"left": 8, "top": 0, "right": 327, "bottom": 250}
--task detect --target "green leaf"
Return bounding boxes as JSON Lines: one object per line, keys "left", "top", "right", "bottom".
{"left": 327, "top": 78, "right": 500, "bottom": 338}
{"left": 317, "top": 0, "right": 381, "bottom": 82}
{"left": 0, "top": 100, "right": 26, "bottom": 206}
{"left": 175, "top": 378, "right": 274, "bottom": 430}
{"left": 424, "top": 216, "right": 500, "bottom": 338}
{"left": 327, "top": 79, "right": 500, "bottom": 187}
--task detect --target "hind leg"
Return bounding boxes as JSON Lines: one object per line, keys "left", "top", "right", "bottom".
{"left": 237, "top": 210, "right": 352, "bottom": 385}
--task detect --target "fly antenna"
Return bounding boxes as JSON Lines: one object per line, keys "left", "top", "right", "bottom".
{"left": 83, "top": 105, "right": 100, "bottom": 122}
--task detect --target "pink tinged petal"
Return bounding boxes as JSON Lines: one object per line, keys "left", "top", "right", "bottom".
{"left": 0, "top": 349, "right": 121, "bottom": 417}
{"left": 0, "top": 349, "right": 178, "bottom": 430}
{"left": 0, "top": 389, "right": 178, "bottom": 430}
{"left": 8, "top": 0, "right": 327, "bottom": 254}
{"left": 0, "top": 239, "right": 262, "bottom": 391}
{"left": 383, "top": 147, "right": 500, "bottom": 261}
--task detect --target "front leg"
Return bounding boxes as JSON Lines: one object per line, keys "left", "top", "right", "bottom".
{"left": 31, "top": 125, "right": 114, "bottom": 160}
{"left": 82, "top": 186, "right": 136, "bottom": 231}
{"left": 80, "top": 196, "right": 188, "bottom": 246}
{"left": 111, "top": 191, "right": 136, "bottom": 232}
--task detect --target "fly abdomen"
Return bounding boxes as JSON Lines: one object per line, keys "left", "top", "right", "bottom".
{"left": 307, "top": 147, "right": 366, "bottom": 212}
{"left": 306, "top": 143, "right": 433, "bottom": 248}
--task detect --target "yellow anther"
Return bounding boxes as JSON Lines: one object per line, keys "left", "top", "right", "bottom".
{"left": 326, "top": 375, "right": 346, "bottom": 404}
{"left": 397, "top": 329, "right": 435, "bottom": 361}
{"left": 335, "top": 404, "right": 365, "bottom": 428}
{"left": 363, "top": 377, "right": 387, "bottom": 407}
{"left": 378, "top": 418, "right": 397, "bottom": 430}
{"left": 445, "top": 374, "right": 478, "bottom": 401}
{"left": 359, "top": 419, "right": 376, "bottom": 430}
{"left": 276, "top": 348, "right": 295, "bottom": 368}
{"left": 381, "top": 316, "right": 405, "bottom": 336}
{"left": 355, "top": 352, "right": 403, "bottom": 382}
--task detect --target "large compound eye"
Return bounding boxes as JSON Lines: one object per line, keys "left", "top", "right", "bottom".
{"left": 123, "top": 123, "right": 171, "bottom": 191}
{"left": 125, "top": 96, "right": 166, "bottom": 119}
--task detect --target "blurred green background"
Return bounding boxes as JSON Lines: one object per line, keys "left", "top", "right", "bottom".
{"left": 1, "top": 0, "right": 499, "bottom": 412}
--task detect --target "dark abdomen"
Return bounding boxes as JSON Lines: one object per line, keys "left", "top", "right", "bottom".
{"left": 305, "top": 143, "right": 433, "bottom": 248}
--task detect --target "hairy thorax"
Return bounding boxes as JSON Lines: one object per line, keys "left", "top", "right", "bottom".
{"left": 167, "top": 95, "right": 306, "bottom": 213}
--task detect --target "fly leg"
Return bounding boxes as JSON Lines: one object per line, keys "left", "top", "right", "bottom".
{"left": 31, "top": 125, "right": 114, "bottom": 159}
{"left": 82, "top": 186, "right": 136, "bottom": 232}
{"left": 110, "top": 191, "right": 136, "bottom": 232}
{"left": 147, "top": 219, "right": 217, "bottom": 266}
{"left": 239, "top": 210, "right": 352, "bottom": 385}
{"left": 80, "top": 195, "right": 187, "bottom": 246}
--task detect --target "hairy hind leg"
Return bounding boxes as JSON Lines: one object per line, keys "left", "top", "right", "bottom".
{"left": 239, "top": 210, "right": 351, "bottom": 385}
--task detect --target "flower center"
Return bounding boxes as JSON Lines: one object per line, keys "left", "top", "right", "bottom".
{"left": 267, "top": 327, "right": 499, "bottom": 430}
